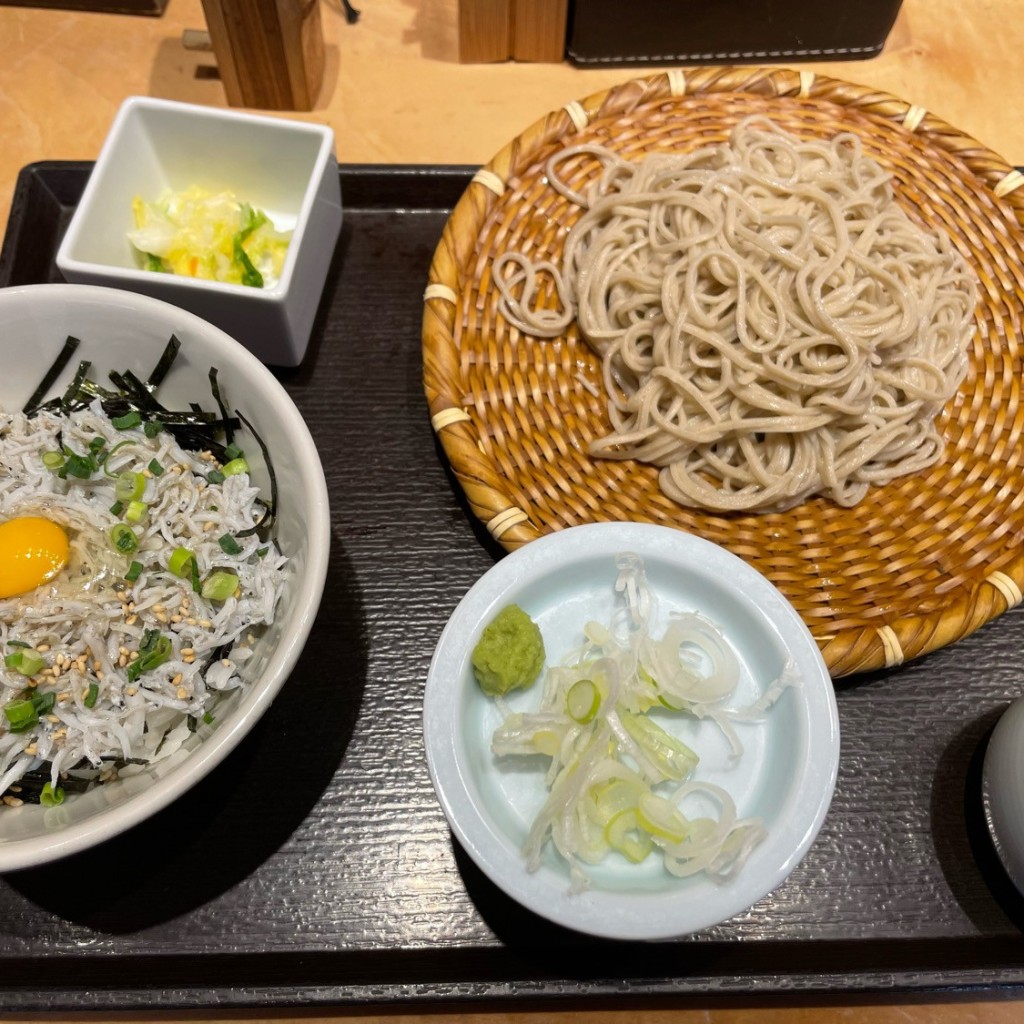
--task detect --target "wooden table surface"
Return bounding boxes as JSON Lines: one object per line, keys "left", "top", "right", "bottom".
{"left": 1, "top": 0, "right": 1023, "bottom": 1020}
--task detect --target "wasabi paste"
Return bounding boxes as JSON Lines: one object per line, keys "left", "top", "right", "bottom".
{"left": 471, "top": 604, "right": 545, "bottom": 697}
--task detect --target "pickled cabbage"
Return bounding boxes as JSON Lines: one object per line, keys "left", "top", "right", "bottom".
{"left": 128, "top": 186, "right": 291, "bottom": 288}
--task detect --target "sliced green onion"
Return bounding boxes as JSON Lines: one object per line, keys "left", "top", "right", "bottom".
{"left": 586, "top": 778, "right": 643, "bottom": 826}
{"left": 202, "top": 711, "right": 214, "bottom": 725}
{"left": 201, "top": 571, "right": 239, "bottom": 602}
{"left": 32, "top": 691, "right": 55, "bottom": 716}
{"left": 221, "top": 457, "right": 249, "bottom": 477}
{"left": 4, "top": 650, "right": 45, "bottom": 676}
{"left": 115, "top": 471, "right": 146, "bottom": 502}
{"left": 530, "top": 729, "right": 561, "bottom": 757}
{"left": 566, "top": 678, "right": 600, "bottom": 724}
{"left": 126, "top": 629, "right": 172, "bottom": 682}
{"left": 143, "top": 419, "right": 164, "bottom": 439}
{"left": 88, "top": 436, "right": 107, "bottom": 453}
{"left": 636, "top": 793, "right": 691, "bottom": 844}
{"left": 61, "top": 451, "right": 95, "bottom": 479}
{"left": 125, "top": 560, "right": 144, "bottom": 582}
{"left": 167, "top": 546, "right": 195, "bottom": 578}
{"left": 125, "top": 500, "right": 149, "bottom": 523}
{"left": 206, "top": 469, "right": 225, "bottom": 485}
{"left": 620, "top": 711, "right": 699, "bottom": 782}
{"left": 224, "top": 443, "right": 244, "bottom": 461}
{"left": 256, "top": 546, "right": 269, "bottom": 558}
{"left": 218, "top": 534, "right": 242, "bottom": 556}
{"left": 190, "top": 556, "right": 202, "bottom": 594}
{"left": 6, "top": 640, "right": 31, "bottom": 649}
{"left": 40, "top": 781, "right": 65, "bottom": 807}
{"left": 3, "top": 698, "right": 37, "bottom": 733}
{"left": 84, "top": 682, "right": 99, "bottom": 708}
{"left": 109, "top": 523, "right": 138, "bottom": 555}
{"left": 42, "top": 451, "right": 65, "bottom": 471}
{"left": 148, "top": 458, "right": 165, "bottom": 477}
{"left": 605, "top": 809, "right": 653, "bottom": 864}
{"left": 102, "top": 439, "right": 137, "bottom": 478}
{"left": 109, "top": 500, "right": 125, "bottom": 517}
{"left": 112, "top": 411, "right": 142, "bottom": 430}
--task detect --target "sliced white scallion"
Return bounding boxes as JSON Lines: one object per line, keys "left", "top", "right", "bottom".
{"left": 488, "top": 552, "right": 793, "bottom": 891}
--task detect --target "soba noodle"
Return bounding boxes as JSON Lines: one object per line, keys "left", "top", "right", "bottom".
{"left": 494, "top": 117, "right": 977, "bottom": 512}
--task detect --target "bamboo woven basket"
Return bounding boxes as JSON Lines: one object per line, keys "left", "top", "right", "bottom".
{"left": 422, "top": 67, "right": 1024, "bottom": 678}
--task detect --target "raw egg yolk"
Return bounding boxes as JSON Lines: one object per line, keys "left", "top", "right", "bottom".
{"left": 0, "top": 517, "right": 70, "bottom": 599}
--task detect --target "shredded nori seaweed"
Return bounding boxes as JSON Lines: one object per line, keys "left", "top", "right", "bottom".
{"left": 22, "top": 335, "right": 80, "bottom": 416}
{"left": 23, "top": 335, "right": 242, "bottom": 458}
{"left": 208, "top": 367, "right": 234, "bottom": 445}
{"left": 234, "top": 409, "right": 277, "bottom": 537}
{"left": 147, "top": 334, "right": 181, "bottom": 391}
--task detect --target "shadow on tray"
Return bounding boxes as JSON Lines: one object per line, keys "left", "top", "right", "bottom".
{"left": 4, "top": 535, "right": 366, "bottom": 933}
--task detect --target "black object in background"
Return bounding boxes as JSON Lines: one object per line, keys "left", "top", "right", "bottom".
{"left": 567, "top": 0, "right": 903, "bottom": 66}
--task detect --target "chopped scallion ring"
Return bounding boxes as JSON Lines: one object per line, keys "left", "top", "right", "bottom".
{"left": 201, "top": 570, "right": 239, "bottom": 602}
{"left": 61, "top": 451, "right": 95, "bottom": 479}
{"left": 167, "top": 546, "right": 195, "bottom": 578}
{"left": 125, "top": 560, "right": 144, "bottom": 582}
{"left": 148, "top": 458, "right": 165, "bottom": 477}
{"left": 218, "top": 534, "right": 242, "bottom": 556}
{"left": 125, "top": 629, "right": 173, "bottom": 682}
{"left": 109, "top": 523, "right": 138, "bottom": 555}
{"left": 112, "top": 411, "right": 142, "bottom": 430}
{"left": 566, "top": 678, "right": 600, "bottom": 724}
{"left": 125, "top": 500, "right": 149, "bottom": 523}
{"left": 102, "top": 439, "right": 137, "bottom": 478}
{"left": 115, "top": 471, "right": 146, "bottom": 502}
{"left": 605, "top": 809, "right": 653, "bottom": 863}
{"left": 40, "top": 782, "right": 65, "bottom": 807}
{"left": 221, "top": 457, "right": 249, "bottom": 477}
{"left": 2, "top": 698, "right": 38, "bottom": 733}
{"left": 4, "top": 649, "right": 45, "bottom": 676}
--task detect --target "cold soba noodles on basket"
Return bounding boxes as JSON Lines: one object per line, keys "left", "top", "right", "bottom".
{"left": 495, "top": 117, "right": 977, "bottom": 513}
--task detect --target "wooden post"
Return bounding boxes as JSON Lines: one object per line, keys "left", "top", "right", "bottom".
{"left": 511, "top": 0, "right": 568, "bottom": 62}
{"left": 200, "top": 0, "right": 326, "bottom": 110}
{"left": 458, "top": 0, "right": 512, "bottom": 63}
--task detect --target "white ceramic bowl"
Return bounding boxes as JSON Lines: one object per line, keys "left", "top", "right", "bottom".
{"left": 983, "top": 696, "right": 1024, "bottom": 894}
{"left": 55, "top": 96, "right": 342, "bottom": 367}
{"left": 0, "top": 283, "right": 330, "bottom": 871}
{"left": 423, "top": 522, "right": 840, "bottom": 940}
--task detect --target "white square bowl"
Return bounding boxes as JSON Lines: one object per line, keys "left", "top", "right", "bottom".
{"left": 56, "top": 96, "right": 342, "bottom": 367}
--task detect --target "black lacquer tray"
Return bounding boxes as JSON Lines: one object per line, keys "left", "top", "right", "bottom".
{"left": 1, "top": 161, "right": 1024, "bottom": 1012}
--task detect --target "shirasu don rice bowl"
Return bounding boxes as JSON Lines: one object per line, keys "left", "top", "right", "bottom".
{"left": 0, "top": 386, "right": 284, "bottom": 808}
